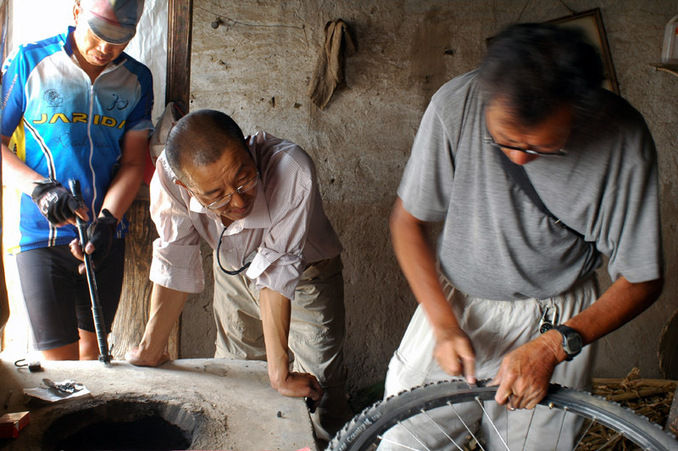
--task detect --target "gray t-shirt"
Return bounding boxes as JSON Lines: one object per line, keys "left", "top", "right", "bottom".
{"left": 398, "top": 71, "right": 662, "bottom": 300}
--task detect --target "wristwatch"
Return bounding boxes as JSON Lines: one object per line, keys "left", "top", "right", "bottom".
{"left": 554, "top": 325, "right": 582, "bottom": 361}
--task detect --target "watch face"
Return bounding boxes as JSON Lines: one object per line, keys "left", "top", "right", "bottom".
{"left": 565, "top": 333, "right": 583, "bottom": 354}
{"left": 557, "top": 325, "right": 583, "bottom": 358}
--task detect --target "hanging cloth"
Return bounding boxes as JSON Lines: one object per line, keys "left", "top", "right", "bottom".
{"left": 308, "top": 19, "right": 356, "bottom": 109}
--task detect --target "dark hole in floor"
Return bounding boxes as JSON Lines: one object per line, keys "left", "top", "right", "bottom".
{"left": 42, "top": 399, "right": 197, "bottom": 450}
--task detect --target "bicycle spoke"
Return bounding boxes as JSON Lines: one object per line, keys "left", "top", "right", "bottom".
{"left": 420, "top": 409, "right": 464, "bottom": 451}
{"left": 377, "top": 435, "right": 422, "bottom": 451}
{"left": 518, "top": 407, "right": 536, "bottom": 451}
{"left": 572, "top": 417, "right": 595, "bottom": 449}
{"left": 475, "top": 396, "right": 511, "bottom": 450}
{"left": 396, "top": 420, "right": 431, "bottom": 451}
{"left": 449, "top": 402, "right": 486, "bottom": 451}
{"left": 552, "top": 404, "right": 567, "bottom": 450}
{"left": 592, "top": 431, "right": 624, "bottom": 451}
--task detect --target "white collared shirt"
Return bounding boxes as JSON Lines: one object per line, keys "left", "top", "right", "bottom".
{"left": 148, "top": 131, "right": 342, "bottom": 300}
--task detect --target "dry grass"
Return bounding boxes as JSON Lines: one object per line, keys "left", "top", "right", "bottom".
{"left": 577, "top": 368, "right": 676, "bottom": 450}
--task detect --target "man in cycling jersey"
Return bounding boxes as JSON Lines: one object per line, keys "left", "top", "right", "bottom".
{"left": 1, "top": 0, "right": 153, "bottom": 360}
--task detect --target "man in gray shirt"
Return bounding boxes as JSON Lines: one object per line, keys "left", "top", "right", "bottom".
{"left": 386, "top": 23, "right": 663, "bottom": 448}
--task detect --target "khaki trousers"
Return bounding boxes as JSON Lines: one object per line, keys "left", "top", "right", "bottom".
{"left": 213, "top": 254, "right": 352, "bottom": 441}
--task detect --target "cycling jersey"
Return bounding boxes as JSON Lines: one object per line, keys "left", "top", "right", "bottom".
{"left": 1, "top": 26, "right": 153, "bottom": 254}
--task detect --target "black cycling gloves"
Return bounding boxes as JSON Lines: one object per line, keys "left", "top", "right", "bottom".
{"left": 32, "top": 179, "right": 119, "bottom": 267}
{"left": 31, "top": 178, "right": 80, "bottom": 225}
{"left": 86, "top": 209, "right": 118, "bottom": 267}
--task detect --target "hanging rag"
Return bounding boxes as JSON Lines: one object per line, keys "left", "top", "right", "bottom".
{"left": 308, "top": 19, "right": 356, "bottom": 109}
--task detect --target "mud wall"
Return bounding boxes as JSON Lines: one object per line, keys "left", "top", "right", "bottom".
{"left": 181, "top": 0, "right": 678, "bottom": 395}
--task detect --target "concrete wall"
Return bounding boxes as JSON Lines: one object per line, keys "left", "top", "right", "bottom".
{"left": 181, "top": 0, "right": 678, "bottom": 395}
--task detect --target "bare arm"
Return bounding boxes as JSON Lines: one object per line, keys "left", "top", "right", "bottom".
{"left": 493, "top": 275, "right": 663, "bottom": 410}
{"left": 3, "top": 136, "right": 90, "bottom": 224}
{"left": 98, "top": 129, "right": 149, "bottom": 221}
{"left": 260, "top": 287, "right": 323, "bottom": 404}
{"left": 69, "top": 129, "right": 149, "bottom": 264}
{"left": 389, "top": 197, "right": 476, "bottom": 383}
{"left": 565, "top": 276, "right": 663, "bottom": 345}
{"left": 2, "top": 136, "right": 45, "bottom": 195}
{"left": 125, "top": 283, "right": 189, "bottom": 367}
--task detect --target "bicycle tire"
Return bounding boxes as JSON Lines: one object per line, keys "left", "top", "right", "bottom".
{"left": 328, "top": 380, "right": 678, "bottom": 451}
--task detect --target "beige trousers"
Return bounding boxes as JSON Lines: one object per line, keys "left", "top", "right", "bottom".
{"left": 212, "top": 254, "right": 352, "bottom": 441}
{"left": 383, "top": 275, "right": 599, "bottom": 450}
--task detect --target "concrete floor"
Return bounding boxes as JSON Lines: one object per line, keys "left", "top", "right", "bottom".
{"left": 0, "top": 353, "right": 316, "bottom": 450}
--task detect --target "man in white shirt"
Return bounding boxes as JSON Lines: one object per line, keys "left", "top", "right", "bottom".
{"left": 126, "top": 109, "right": 351, "bottom": 440}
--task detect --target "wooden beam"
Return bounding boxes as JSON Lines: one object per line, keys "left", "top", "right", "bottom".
{"left": 166, "top": 0, "right": 193, "bottom": 112}
{"left": 668, "top": 386, "right": 678, "bottom": 438}
{"left": 113, "top": 0, "right": 193, "bottom": 360}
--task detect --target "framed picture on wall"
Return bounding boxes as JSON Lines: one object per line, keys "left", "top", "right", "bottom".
{"left": 547, "top": 8, "right": 619, "bottom": 94}
{"left": 486, "top": 8, "right": 620, "bottom": 94}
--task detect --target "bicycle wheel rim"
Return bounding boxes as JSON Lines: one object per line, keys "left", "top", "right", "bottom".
{"left": 328, "top": 380, "right": 678, "bottom": 451}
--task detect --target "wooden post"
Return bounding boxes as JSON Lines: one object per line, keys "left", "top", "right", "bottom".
{"left": 166, "top": 0, "right": 192, "bottom": 111}
{"left": 112, "top": 0, "right": 193, "bottom": 359}
{"left": 668, "top": 386, "right": 678, "bottom": 438}
{"left": 659, "top": 309, "right": 678, "bottom": 380}
{"left": 112, "top": 188, "right": 179, "bottom": 359}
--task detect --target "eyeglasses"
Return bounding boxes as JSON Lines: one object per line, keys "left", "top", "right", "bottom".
{"left": 216, "top": 227, "right": 255, "bottom": 275}
{"left": 198, "top": 172, "right": 260, "bottom": 211}
{"left": 484, "top": 133, "right": 567, "bottom": 157}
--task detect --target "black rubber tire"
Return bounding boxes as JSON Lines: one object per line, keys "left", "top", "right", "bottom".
{"left": 328, "top": 380, "right": 678, "bottom": 451}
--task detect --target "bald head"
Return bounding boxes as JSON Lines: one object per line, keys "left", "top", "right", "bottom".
{"left": 165, "top": 109, "right": 248, "bottom": 182}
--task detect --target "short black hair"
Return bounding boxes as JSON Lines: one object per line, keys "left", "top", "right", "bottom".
{"left": 165, "top": 109, "right": 247, "bottom": 182}
{"left": 479, "top": 23, "right": 604, "bottom": 126}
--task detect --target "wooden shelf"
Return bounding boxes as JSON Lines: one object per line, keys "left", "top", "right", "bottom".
{"left": 651, "top": 63, "right": 678, "bottom": 77}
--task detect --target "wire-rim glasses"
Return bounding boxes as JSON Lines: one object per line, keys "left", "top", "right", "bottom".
{"left": 484, "top": 133, "right": 567, "bottom": 157}
{"left": 199, "top": 171, "right": 260, "bottom": 211}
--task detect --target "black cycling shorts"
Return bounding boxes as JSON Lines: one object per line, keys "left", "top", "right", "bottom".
{"left": 15, "top": 239, "right": 125, "bottom": 351}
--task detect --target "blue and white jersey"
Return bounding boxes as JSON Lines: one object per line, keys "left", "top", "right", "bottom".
{"left": 1, "top": 27, "right": 153, "bottom": 254}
